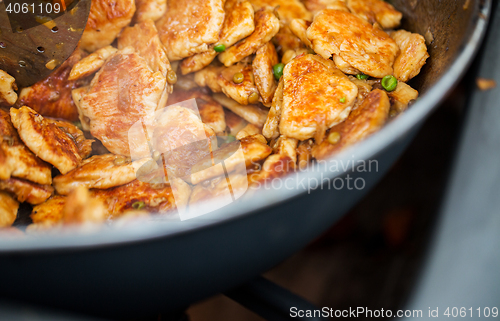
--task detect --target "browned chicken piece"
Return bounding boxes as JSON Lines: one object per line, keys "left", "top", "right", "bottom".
{"left": 194, "top": 65, "right": 224, "bottom": 93}
{"left": 225, "top": 109, "right": 248, "bottom": 136}
{"left": 390, "top": 30, "right": 430, "bottom": 82}
{"left": 0, "top": 70, "right": 17, "bottom": 106}
{"left": 312, "top": 89, "right": 390, "bottom": 159}
{"left": 0, "top": 192, "right": 18, "bottom": 228}
{"left": 280, "top": 54, "right": 358, "bottom": 141}
{"left": 71, "top": 86, "right": 90, "bottom": 131}
{"left": 153, "top": 105, "right": 217, "bottom": 179}
{"left": 273, "top": 26, "right": 305, "bottom": 54}
{"left": 219, "top": 8, "right": 280, "bottom": 67}
{"left": 218, "top": 0, "right": 256, "bottom": 48}
{"left": 118, "top": 19, "right": 174, "bottom": 109}
{"left": 240, "top": 134, "right": 272, "bottom": 167}
{"left": 262, "top": 77, "right": 283, "bottom": 139}
{"left": 0, "top": 178, "right": 54, "bottom": 205}
{"left": 348, "top": 75, "right": 373, "bottom": 110}
{"left": 249, "top": 0, "right": 312, "bottom": 53}
{"left": 236, "top": 123, "right": 261, "bottom": 140}
{"left": 302, "top": 0, "right": 348, "bottom": 14}
{"left": 281, "top": 48, "right": 310, "bottom": 64}
{"left": 213, "top": 94, "right": 268, "bottom": 127}
{"left": 167, "top": 89, "right": 227, "bottom": 134}
{"left": 90, "top": 179, "right": 190, "bottom": 219}
{"left": 190, "top": 135, "right": 271, "bottom": 184}
{"left": 17, "top": 49, "right": 87, "bottom": 121}
{"left": 332, "top": 55, "right": 361, "bottom": 75}
{"left": 218, "top": 64, "right": 261, "bottom": 105}
{"left": 62, "top": 186, "right": 107, "bottom": 224}
{"left": 10, "top": 106, "right": 84, "bottom": 174}
{"left": 288, "top": 19, "right": 312, "bottom": 48}
{"left": 307, "top": 10, "right": 399, "bottom": 78}
{"left": 80, "top": 0, "right": 136, "bottom": 52}
{"left": 180, "top": 0, "right": 255, "bottom": 74}
{"left": 45, "top": 119, "right": 94, "bottom": 159}
{"left": 273, "top": 136, "right": 298, "bottom": 164}
{"left": 156, "top": 0, "right": 225, "bottom": 61}
{"left": 79, "top": 47, "right": 166, "bottom": 156}
{"left": 0, "top": 108, "right": 52, "bottom": 185}
{"left": 134, "top": 0, "right": 167, "bottom": 23}
{"left": 69, "top": 46, "right": 118, "bottom": 81}
{"left": 249, "top": 0, "right": 312, "bottom": 22}
{"left": 253, "top": 42, "right": 279, "bottom": 106}
{"left": 189, "top": 174, "right": 249, "bottom": 207}
{"left": 347, "top": 0, "right": 402, "bottom": 29}
{"left": 30, "top": 195, "right": 66, "bottom": 227}
{"left": 53, "top": 154, "right": 151, "bottom": 195}
{"left": 247, "top": 154, "right": 294, "bottom": 187}
{"left": 387, "top": 82, "right": 418, "bottom": 115}
{"left": 296, "top": 139, "right": 313, "bottom": 169}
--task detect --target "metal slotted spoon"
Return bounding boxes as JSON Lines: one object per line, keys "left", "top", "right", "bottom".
{"left": 0, "top": 0, "right": 90, "bottom": 88}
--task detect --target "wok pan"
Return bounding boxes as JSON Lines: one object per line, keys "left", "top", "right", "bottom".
{"left": 0, "top": 0, "right": 492, "bottom": 318}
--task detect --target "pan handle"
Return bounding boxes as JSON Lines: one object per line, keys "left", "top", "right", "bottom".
{"left": 224, "top": 276, "right": 329, "bottom": 321}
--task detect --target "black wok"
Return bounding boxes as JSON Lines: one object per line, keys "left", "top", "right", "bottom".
{"left": 0, "top": 0, "right": 492, "bottom": 319}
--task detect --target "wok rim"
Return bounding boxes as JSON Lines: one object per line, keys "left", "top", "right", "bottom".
{"left": 0, "top": 0, "right": 492, "bottom": 253}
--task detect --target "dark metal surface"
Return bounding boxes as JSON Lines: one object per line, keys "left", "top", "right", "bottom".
{"left": 406, "top": 2, "right": 500, "bottom": 318}
{"left": 225, "top": 276, "right": 329, "bottom": 321}
{"left": 0, "top": 0, "right": 90, "bottom": 87}
{"left": 0, "top": 0, "right": 492, "bottom": 319}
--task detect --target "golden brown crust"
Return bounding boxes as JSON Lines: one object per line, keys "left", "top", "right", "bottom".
{"left": 347, "top": 0, "right": 402, "bottom": 29}
{"left": 262, "top": 77, "right": 283, "bottom": 140}
{"left": 387, "top": 82, "right": 419, "bottom": 115}
{"left": 280, "top": 54, "right": 358, "bottom": 141}
{"left": 0, "top": 108, "right": 52, "bottom": 185}
{"left": 0, "top": 178, "right": 54, "bottom": 205}
{"left": 180, "top": 0, "right": 256, "bottom": 75}
{"left": 53, "top": 154, "right": 150, "bottom": 195}
{"left": 253, "top": 42, "right": 279, "bottom": 106}
{"left": 10, "top": 106, "right": 83, "bottom": 174}
{"left": 17, "top": 49, "right": 87, "bottom": 122}
{"left": 46, "top": 118, "right": 94, "bottom": 159}
{"left": 30, "top": 195, "right": 66, "bottom": 226}
{"left": 0, "top": 191, "right": 19, "bottom": 228}
{"left": 219, "top": 7, "right": 280, "bottom": 67}
{"left": 390, "top": 30, "right": 430, "bottom": 82}
{"left": 80, "top": 0, "right": 136, "bottom": 52}
{"left": 69, "top": 46, "right": 118, "bottom": 81}
{"left": 218, "top": 64, "right": 260, "bottom": 105}
{"left": 307, "top": 10, "right": 399, "bottom": 78}
{"left": 249, "top": 0, "right": 312, "bottom": 22}
{"left": 0, "top": 70, "right": 17, "bottom": 106}
{"left": 90, "top": 180, "right": 179, "bottom": 219}
{"left": 312, "top": 89, "right": 390, "bottom": 159}
{"left": 156, "top": 0, "right": 225, "bottom": 61}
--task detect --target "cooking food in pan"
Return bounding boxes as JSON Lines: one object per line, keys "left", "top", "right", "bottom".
{"left": 0, "top": 0, "right": 429, "bottom": 232}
